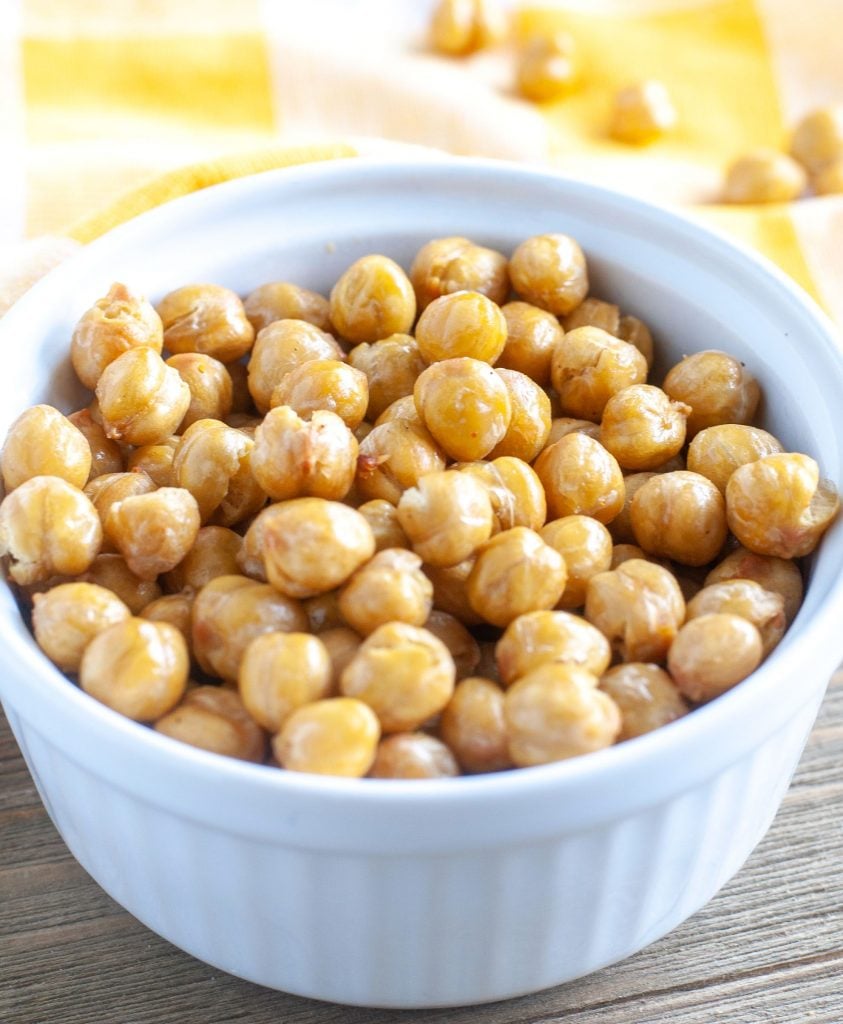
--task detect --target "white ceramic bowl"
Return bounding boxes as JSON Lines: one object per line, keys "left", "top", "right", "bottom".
{"left": 2, "top": 158, "right": 843, "bottom": 1009}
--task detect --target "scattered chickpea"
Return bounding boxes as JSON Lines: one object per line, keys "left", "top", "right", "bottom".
{"left": 668, "top": 613, "right": 763, "bottom": 703}
{"left": 599, "top": 663, "right": 688, "bottom": 740}
{"left": 2, "top": 405, "right": 92, "bottom": 492}
{"left": 330, "top": 255, "right": 416, "bottom": 343}
{"left": 546, "top": 417, "right": 602, "bottom": 447}
{"left": 338, "top": 548, "right": 433, "bottom": 635}
{"left": 410, "top": 237, "right": 509, "bottom": 311}
{"left": 166, "top": 353, "right": 233, "bottom": 430}
{"left": 82, "top": 553, "right": 162, "bottom": 614}
{"left": 369, "top": 733, "right": 460, "bottom": 779}
{"left": 270, "top": 359, "right": 369, "bottom": 429}
{"left": 458, "top": 456, "right": 547, "bottom": 533}
{"left": 423, "top": 610, "right": 481, "bottom": 680}
{"left": 630, "top": 470, "right": 727, "bottom": 567}
{"left": 357, "top": 499, "right": 410, "bottom": 552}
{"left": 516, "top": 32, "right": 578, "bottom": 103}
{"left": 541, "top": 515, "right": 613, "bottom": 608}
{"left": 157, "top": 283, "right": 255, "bottom": 363}
{"left": 534, "top": 433, "right": 625, "bottom": 524}
{"left": 423, "top": 557, "right": 483, "bottom": 625}
{"left": 397, "top": 470, "right": 494, "bottom": 567}
{"left": 790, "top": 106, "right": 843, "bottom": 173}
{"left": 104, "top": 487, "right": 201, "bottom": 580}
{"left": 32, "top": 582, "right": 131, "bottom": 673}
{"left": 722, "top": 149, "right": 806, "bottom": 204}
{"left": 163, "top": 525, "right": 242, "bottom": 594}
{"left": 608, "top": 471, "right": 655, "bottom": 545}
{"left": 496, "top": 608, "right": 611, "bottom": 686}
{"left": 562, "top": 297, "right": 620, "bottom": 336}
{"left": 610, "top": 543, "right": 648, "bottom": 568}
{"left": 273, "top": 697, "right": 380, "bottom": 777}
{"left": 85, "top": 470, "right": 157, "bottom": 547}
{"left": 155, "top": 685, "right": 267, "bottom": 763}
{"left": 67, "top": 409, "right": 125, "bottom": 480}
{"left": 705, "top": 546, "right": 803, "bottom": 625}
{"left": 616, "top": 315, "right": 655, "bottom": 368}
{"left": 663, "top": 350, "right": 759, "bottom": 437}
{"left": 490, "top": 368, "right": 552, "bottom": 462}
{"left": 509, "top": 233, "right": 589, "bottom": 316}
{"left": 686, "top": 579, "right": 786, "bottom": 658}
{"left": 440, "top": 676, "right": 511, "bottom": 773}
{"left": 686, "top": 424, "right": 784, "bottom": 494}
{"left": 610, "top": 80, "right": 677, "bottom": 145}
{"left": 415, "top": 290, "right": 508, "bottom": 365}
{"left": 238, "top": 631, "right": 332, "bottom": 732}
{"left": 126, "top": 438, "right": 179, "bottom": 487}
{"left": 139, "top": 592, "right": 194, "bottom": 648}
{"left": 551, "top": 326, "right": 648, "bottom": 422}
{"left": 347, "top": 334, "right": 427, "bottom": 421}
{"left": 599, "top": 384, "right": 689, "bottom": 472}
{"left": 243, "top": 281, "right": 331, "bottom": 334}
{"left": 96, "top": 346, "right": 191, "bottom": 446}
{"left": 247, "top": 318, "right": 343, "bottom": 414}
{"left": 355, "top": 418, "right": 446, "bottom": 505}
{"left": 498, "top": 301, "right": 563, "bottom": 385}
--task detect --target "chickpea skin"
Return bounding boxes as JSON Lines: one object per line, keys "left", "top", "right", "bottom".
{"left": 163, "top": 525, "right": 242, "bottom": 593}
{"left": 238, "top": 631, "right": 332, "bottom": 732}
{"left": 663, "top": 350, "right": 760, "bottom": 437}
{"left": 551, "top": 326, "right": 648, "bottom": 422}
{"left": 600, "top": 385, "right": 689, "bottom": 472}
{"left": 165, "top": 353, "right": 233, "bottom": 430}
{"left": 415, "top": 290, "right": 508, "bottom": 364}
{"left": 490, "top": 368, "right": 552, "bottom": 462}
{"left": 329, "top": 255, "right": 416, "bottom": 343}
{"left": 599, "top": 664, "right": 688, "bottom": 740}
{"left": 32, "top": 582, "right": 131, "bottom": 673}
{"left": 534, "top": 433, "right": 625, "bottom": 524}
{"left": 496, "top": 609, "right": 611, "bottom": 686}
{"left": 155, "top": 686, "right": 267, "bottom": 763}
{"left": 270, "top": 359, "right": 369, "bottom": 429}
{"left": 2, "top": 405, "right": 92, "bottom": 492}
{"left": 498, "top": 301, "right": 563, "bottom": 385}
{"left": 397, "top": 470, "right": 494, "bottom": 567}
{"left": 347, "top": 334, "right": 427, "bottom": 421}
{"left": 686, "top": 579, "right": 786, "bottom": 658}
{"left": 631, "top": 471, "right": 727, "bottom": 567}
{"left": 67, "top": 409, "right": 124, "bottom": 480}
{"left": 458, "top": 456, "right": 547, "bottom": 532}
{"left": 247, "top": 318, "right": 343, "bottom": 414}
{"left": 338, "top": 548, "right": 433, "bottom": 635}
{"left": 668, "top": 613, "right": 763, "bottom": 703}
{"left": 96, "top": 346, "right": 191, "bottom": 446}
{"left": 440, "top": 676, "right": 511, "bottom": 773}
{"left": 355, "top": 419, "right": 447, "bottom": 505}
{"left": 541, "top": 515, "right": 613, "bottom": 609}
{"left": 509, "top": 233, "right": 588, "bottom": 316}
{"left": 705, "top": 546, "right": 803, "bottom": 625}
{"left": 369, "top": 733, "right": 460, "bottom": 779}
{"left": 410, "top": 237, "right": 509, "bottom": 311}
{"left": 156, "top": 283, "right": 254, "bottom": 363}
{"left": 687, "top": 424, "right": 784, "bottom": 494}
{"left": 273, "top": 698, "right": 380, "bottom": 777}
{"left": 357, "top": 499, "right": 410, "bottom": 552}
{"left": 243, "top": 281, "right": 331, "bottom": 334}
{"left": 105, "top": 487, "right": 200, "bottom": 580}
{"left": 516, "top": 32, "right": 578, "bottom": 102}
{"left": 609, "top": 80, "right": 677, "bottom": 144}
{"left": 723, "top": 149, "right": 806, "bottom": 204}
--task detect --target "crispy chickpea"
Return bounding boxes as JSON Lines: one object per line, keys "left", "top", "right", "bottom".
{"left": 546, "top": 416, "right": 602, "bottom": 447}
{"left": 140, "top": 591, "right": 194, "bottom": 647}
{"left": 338, "top": 548, "right": 433, "bottom": 635}
{"left": 609, "top": 80, "right": 677, "bottom": 144}
{"left": 155, "top": 685, "right": 267, "bottom": 762}
{"left": 600, "top": 385, "right": 689, "bottom": 472}
{"left": 722, "top": 149, "right": 806, "bottom": 203}
{"left": 423, "top": 557, "right": 483, "bottom": 625}
{"left": 509, "top": 233, "right": 588, "bottom": 316}
{"left": 374, "top": 394, "right": 426, "bottom": 428}
{"left": 534, "top": 433, "right": 625, "bottom": 524}
{"left": 321, "top": 626, "right": 362, "bottom": 690}
{"left": 790, "top": 106, "right": 843, "bottom": 173}
{"left": 505, "top": 664, "right": 619, "bottom": 767}
{"left": 369, "top": 733, "right": 460, "bottom": 779}
{"left": 663, "top": 350, "right": 760, "bottom": 437}
{"left": 247, "top": 319, "right": 343, "bottom": 414}
{"left": 104, "top": 487, "right": 200, "bottom": 580}
{"left": 410, "top": 237, "right": 509, "bottom": 311}
{"left": 273, "top": 697, "right": 380, "bottom": 777}
{"left": 82, "top": 553, "right": 162, "bottom": 614}
{"left": 541, "top": 515, "right": 613, "bottom": 608}
{"left": 617, "top": 315, "right": 654, "bottom": 368}
{"left": 357, "top": 499, "right": 410, "bottom": 552}
{"left": 71, "top": 282, "right": 163, "bottom": 390}
{"left": 458, "top": 456, "right": 547, "bottom": 533}
{"left": 32, "top": 582, "right": 131, "bottom": 673}
{"left": 813, "top": 159, "right": 843, "bottom": 195}
{"left": 172, "top": 418, "right": 265, "bottom": 526}
{"left": 67, "top": 409, "right": 124, "bottom": 480}
{"left": 126, "top": 437, "right": 179, "bottom": 487}
{"left": 725, "top": 452, "right": 839, "bottom": 559}
{"left": 440, "top": 676, "right": 510, "bottom": 773}
{"left": 85, "top": 470, "right": 157, "bottom": 547}
{"left": 467, "top": 527, "right": 567, "bottom": 628}
{"left": 397, "top": 470, "right": 493, "bottom": 567}
{"left": 686, "top": 579, "right": 785, "bottom": 658}
{"left": 191, "top": 574, "right": 307, "bottom": 681}
{"left": 347, "top": 334, "right": 427, "bottom": 421}
{"left": 429, "top": 0, "right": 503, "bottom": 55}
{"left": 631, "top": 471, "right": 727, "bottom": 567}
{"left": 610, "top": 543, "right": 647, "bottom": 568}
{"left": 2, "top": 405, "right": 92, "bottom": 492}
{"left": 96, "top": 346, "right": 190, "bottom": 446}
{"left": 686, "top": 424, "right": 784, "bottom": 494}
{"left": 415, "top": 290, "right": 507, "bottom": 365}
{"left": 163, "top": 525, "right": 242, "bottom": 594}
{"left": 257, "top": 498, "right": 376, "bottom": 598}
{"left": 562, "top": 297, "right": 620, "bottom": 336}
{"left": 489, "top": 368, "right": 551, "bottom": 462}
{"left": 551, "top": 326, "right": 648, "bottom": 421}
{"left": 243, "top": 281, "right": 331, "bottom": 334}
{"left": 516, "top": 32, "right": 577, "bottom": 102}
{"left": 599, "top": 663, "right": 688, "bottom": 740}
{"left": 340, "top": 622, "right": 455, "bottom": 732}
{"left": 251, "top": 406, "right": 357, "bottom": 502}
{"left": 304, "top": 590, "right": 345, "bottom": 633}
{"left": 270, "top": 359, "right": 369, "bottom": 430}
{"left": 165, "top": 353, "right": 233, "bottom": 429}
{"left": 496, "top": 609, "right": 611, "bottom": 686}
{"left": 609, "top": 472, "right": 656, "bottom": 544}
{"left": 329, "top": 255, "right": 416, "bottom": 344}
{"left": 157, "top": 283, "right": 254, "bottom": 363}
{"left": 237, "top": 512, "right": 270, "bottom": 582}
{"left": 423, "top": 610, "right": 480, "bottom": 679}
{"left": 227, "top": 361, "right": 253, "bottom": 416}
{"left": 356, "top": 419, "right": 447, "bottom": 505}
{"left": 414, "top": 357, "right": 512, "bottom": 461}
{"left": 80, "top": 618, "right": 188, "bottom": 721}
{"left": 706, "top": 546, "right": 803, "bottom": 625}
{"left": 498, "top": 301, "right": 562, "bottom": 385}
{"left": 668, "top": 613, "right": 762, "bottom": 703}
{"left": 0, "top": 476, "right": 102, "bottom": 585}
{"left": 238, "top": 631, "right": 332, "bottom": 732}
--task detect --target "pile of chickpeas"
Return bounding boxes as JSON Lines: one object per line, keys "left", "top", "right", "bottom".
{"left": 0, "top": 230, "right": 838, "bottom": 779}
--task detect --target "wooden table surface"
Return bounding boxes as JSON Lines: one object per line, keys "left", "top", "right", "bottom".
{"left": 3, "top": 674, "right": 843, "bottom": 1024}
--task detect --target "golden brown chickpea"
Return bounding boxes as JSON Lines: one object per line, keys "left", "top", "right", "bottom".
{"left": 374, "top": 394, "right": 425, "bottom": 428}
{"left": 226, "top": 361, "right": 253, "bottom": 416}
{"left": 813, "top": 159, "right": 843, "bottom": 195}
{"left": 2, "top": 405, "right": 92, "bottom": 492}
{"left": 414, "top": 357, "right": 512, "bottom": 461}
{"left": 686, "top": 424, "right": 784, "bottom": 494}
{"left": 191, "top": 574, "right": 307, "bottom": 681}
{"left": 609, "top": 80, "right": 677, "bottom": 144}
{"left": 338, "top": 548, "right": 433, "bottom": 635}
{"left": 238, "top": 631, "right": 332, "bottom": 732}
{"left": 80, "top": 618, "right": 188, "bottom": 721}
{"left": 631, "top": 471, "right": 727, "bottom": 567}
{"left": 599, "top": 663, "right": 688, "bottom": 740}
{"left": 505, "top": 663, "right": 619, "bottom": 766}
{"left": 610, "top": 543, "right": 647, "bottom": 568}
{"left": 440, "top": 676, "right": 510, "bottom": 773}
{"left": 340, "top": 622, "right": 455, "bottom": 732}
{"left": 551, "top": 326, "right": 648, "bottom": 421}
{"left": 71, "top": 282, "right": 164, "bottom": 390}
{"left": 96, "top": 346, "right": 190, "bottom": 446}
{"left": 495, "top": 609, "right": 611, "bottom": 686}
{"left": 396, "top": 470, "right": 494, "bottom": 567}
{"left": 82, "top": 553, "right": 162, "bottom": 614}
{"left": 705, "top": 546, "right": 803, "bottom": 625}
{"left": 609, "top": 471, "right": 656, "bottom": 544}
{"left": 162, "top": 525, "right": 242, "bottom": 594}
{"left": 534, "top": 433, "right": 625, "bottom": 524}
{"left": 423, "top": 557, "right": 483, "bottom": 625}
{"left": 303, "top": 590, "right": 345, "bottom": 633}
{"left": 458, "top": 456, "right": 547, "bottom": 533}
{"left": 269, "top": 359, "right": 369, "bottom": 429}
{"left": 410, "top": 237, "right": 509, "bottom": 311}
{"left": 498, "top": 301, "right": 563, "bottom": 385}
{"left": 157, "top": 283, "right": 254, "bottom": 363}
{"left": 668, "top": 613, "right": 763, "bottom": 703}
{"left": 723, "top": 149, "right": 806, "bottom": 203}
{"left": 369, "top": 733, "right": 460, "bottom": 779}
{"left": 467, "top": 527, "right": 567, "bottom": 627}
{"left": 541, "top": 515, "right": 613, "bottom": 609}
{"left": 423, "top": 610, "right": 480, "bottom": 680}
{"left": 0, "top": 476, "right": 102, "bottom": 585}
{"left": 562, "top": 297, "right": 620, "bottom": 336}
{"left": 355, "top": 419, "right": 447, "bottom": 505}
{"left": 104, "top": 487, "right": 200, "bottom": 580}
{"left": 257, "top": 498, "right": 375, "bottom": 598}
{"left": 329, "top": 255, "right": 416, "bottom": 344}
{"left": 243, "top": 281, "right": 331, "bottom": 334}
{"left": 686, "top": 579, "right": 785, "bottom": 658}
{"left": 126, "top": 438, "right": 178, "bottom": 487}
{"left": 663, "top": 350, "right": 760, "bottom": 437}
{"left": 600, "top": 385, "right": 689, "bottom": 472}
{"left": 165, "top": 353, "right": 233, "bottom": 430}
{"left": 585, "top": 558, "right": 685, "bottom": 663}
{"left": 347, "top": 334, "right": 427, "bottom": 422}
{"left": 85, "top": 470, "right": 158, "bottom": 548}
{"left": 509, "top": 233, "right": 588, "bottom": 316}
{"left": 67, "top": 409, "right": 125, "bottom": 480}
{"left": 273, "top": 697, "right": 380, "bottom": 777}
{"left": 32, "top": 582, "right": 131, "bottom": 672}
{"left": 545, "top": 416, "right": 602, "bottom": 447}
{"left": 154, "top": 685, "right": 267, "bottom": 762}
{"left": 247, "top": 319, "right": 344, "bottom": 414}
{"left": 415, "top": 290, "right": 508, "bottom": 365}
{"left": 516, "top": 32, "right": 577, "bottom": 102}
{"left": 140, "top": 591, "right": 194, "bottom": 648}
{"left": 356, "top": 499, "right": 410, "bottom": 552}
{"left": 725, "top": 452, "right": 839, "bottom": 559}
{"left": 320, "top": 626, "right": 362, "bottom": 690}
{"left": 790, "top": 106, "right": 843, "bottom": 173}
{"left": 616, "top": 314, "right": 655, "bottom": 368}
{"left": 429, "top": 0, "right": 504, "bottom": 55}
{"left": 489, "top": 368, "right": 552, "bottom": 462}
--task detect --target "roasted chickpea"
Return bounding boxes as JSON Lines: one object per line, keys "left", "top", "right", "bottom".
{"left": 166, "top": 353, "right": 233, "bottom": 429}
{"left": 467, "top": 527, "right": 568, "bottom": 627}
{"left": 631, "top": 471, "right": 727, "bottom": 567}
{"left": 423, "top": 610, "right": 480, "bottom": 679}
{"left": 357, "top": 499, "right": 410, "bottom": 552}
{"left": 374, "top": 394, "right": 426, "bottom": 428}
{"left": 725, "top": 452, "right": 839, "bottom": 559}
{"left": 609, "top": 472, "right": 655, "bottom": 544}
{"left": 163, "top": 525, "right": 242, "bottom": 593}
{"left": 562, "top": 297, "right": 620, "bottom": 336}
{"left": 82, "top": 553, "right": 162, "bottom": 614}
{"left": 32, "top": 582, "right": 131, "bottom": 673}
{"left": 243, "top": 281, "right": 331, "bottom": 334}
{"left": 96, "top": 346, "right": 191, "bottom": 446}
{"left": 410, "top": 237, "right": 509, "bottom": 311}
{"left": 414, "top": 357, "right": 512, "bottom": 461}
{"left": 440, "top": 676, "right": 510, "bottom": 773}
{"left": 551, "top": 326, "right": 648, "bottom": 421}
{"left": 2, "top": 405, "right": 92, "bottom": 491}
{"left": 329, "top": 255, "right": 416, "bottom": 344}
{"left": 0, "top": 476, "right": 102, "bottom": 585}
{"left": 71, "top": 282, "right": 163, "bottom": 390}
{"left": 505, "top": 664, "right": 619, "bottom": 766}
{"left": 668, "top": 613, "right": 763, "bottom": 702}
{"left": 247, "top": 319, "right": 343, "bottom": 414}
{"left": 355, "top": 418, "right": 447, "bottom": 505}
{"left": 369, "top": 733, "right": 460, "bottom": 779}
{"left": 546, "top": 416, "right": 602, "bottom": 447}
{"left": 790, "top": 106, "right": 843, "bottom": 173}
{"left": 495, "top": 609, "right": 611, "bottom": 685}
{"left": 321, "top": 626, "right": 363, "bottom": 689}
{"left": 340, "top": 622, "right": 455, "bottom": 732}
{"left": 397, "top": 470, "right": 494, "bottom": 567}
{"left": 348, "top": 334, "right": 427, "bottom": 421}
{"left": 415, "top": 290, "right": 507, "bottom": 365}
{"left": 80, "top": 618, "right": 188, "bottom": 721}
{"left": 498, "top": 301, "right": 563, "bottom": 385}
{"left": 609, "top": 80, "right": 677, "bottom": 144}
{"left": 104, "top": 487, "right": 200, "bottom": 580}
{"left": 85, "top": 470, "right": 157, "bottom": 548}
{"left": 534, "top": 433, "right": 625, "bottom": 524}
{"left": 429, "top": 0, "right": 503, "bottom": 55}
{"left": 270, "top": 359, "right": 369, "bottom": 429}
{"left": 610, "top": 543, "right": 647, "bottom": 568}
{"left": 303, "top": 591, "right": 345, "bottom": 633}
{"left": 273, "top": 697, "right": 380, "bottom": 777}
{"left": 67, "top": 409, "right": 125, "bottom": 480}
{"left": 616, "top": 314, "right": 654, "bottom": 368}
{"left": 599, "top": 663, "right": 688, "bottom": 740}
{"left": 516, "top": 32, "right": 577, "bottom": 102}
{"left": 155, "top": 685, "right": 267, "bottom": 762}
{"left": 509, "top": 233, "right": 588, "bottom": 316}
{"left": 686, "top": 424, "right": 784, "bottom": 494}
{"left": 686, "top": 579, "right": 785, "bottom": 658}
{"left": 489, "top": 368, "right": 552, "bottom": 462}
{"left": 813, "top": 159, "right": 843, "bottom": 195}
{"left": 585, "top": 559, "right": 685, "bottom": 663}
{"left": 140, "top": 591, "right": 194, "bottom": 647}
{"left": 458, "top": 456, "right": 547, "bottom": 533}
{"left": 157, "top": 283, "right": 254, "bottom": 363}
{"left": 600, "top": 385, "right": 689, "bottom": 471}
{"left": 705, "top": 546, "right": 803, "bottom": 625}
{"left": 541, "top": 515, "right": 613, "bottom": 608}
{"left": 238, "top": 631, "right": 332, "bottom": 731}
{"left": 663, "top": 350, "right": 760, "bottom": 437}
{"left": 191, "top": 575, "right": 307, "bottom": 681}
{"left": 423, "top": 557, "right": 483, "bottom": 625}
{"left": 338, "top": 548, "right": 433, "bottom": 635}
{"left": 722, "top": 149, "right": 806, "bottom": 203}
{"left": 126, "top": 437, "right": 179, "bottom": 487}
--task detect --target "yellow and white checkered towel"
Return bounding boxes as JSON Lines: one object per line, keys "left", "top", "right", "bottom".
{"left": 2, "top": 0, "right": 842, "bottom": 326}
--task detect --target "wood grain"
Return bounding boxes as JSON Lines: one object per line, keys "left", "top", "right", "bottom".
{"left": 3, "top": 674, "right": 842, "bottom": 1024}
